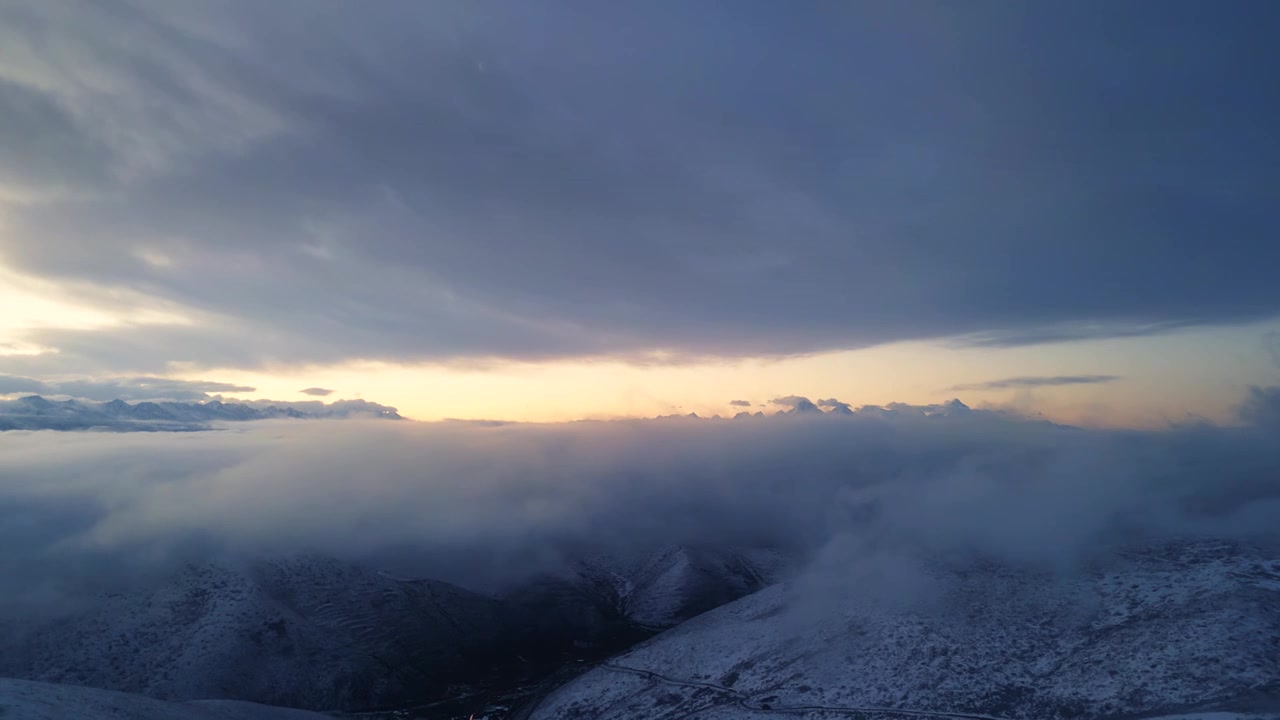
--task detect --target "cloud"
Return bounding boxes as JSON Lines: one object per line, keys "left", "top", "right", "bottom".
{"left": 235, "top": 397, "right": 399, "bottom": 419}
{"left": 0, "top": 374, "right": 254, "bottom": 401}
{"left": 0, "top": 3, "right": 1277, "bottom": 374}
{"left": 1239, "top": 385, "right": 1280, "bottom": 428}
{"left": 948, "top": 375, "right": 1121, "bottom": 392}
{"left": 0, "top": 374, "right": 46, "bottom": 394}
{"left": 770, "top": 395, "right": 811, "bottom": 408}
{"left": 953, "top": 321, "right": 1203, "bottom": 349}
{"left": 817, "top": 397, "right": 853, "bottom": 413}
{"left": 299, "top": 387, "right": 334, "bottom": 397}
{"left": 728, "top": 399, "right": 751, "bottom": 407}
{"left": 770, "top": 395, "right": 825, "bottom": 415}
{"left": 1266, "top": 331, "right": 1280, "bottom": 368}
{"left": 0, "top": 388, "right": 1278, "bottom": 617}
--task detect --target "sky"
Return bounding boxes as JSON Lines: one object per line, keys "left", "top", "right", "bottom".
{"left": 2, "top": 0, "right": 1279, "bottom": 426}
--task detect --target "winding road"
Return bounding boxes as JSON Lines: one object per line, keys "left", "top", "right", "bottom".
{"left": 597, "top": 662, "right": 1016, "bottom": 720}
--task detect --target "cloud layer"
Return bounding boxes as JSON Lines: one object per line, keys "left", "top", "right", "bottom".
{"left": 0, "top": 374, "right": 254, "bottom": 401}
{"left": 1, "top": 2, "right": 1277, "bottom": 374}
{"left": 2, "top": 389, "right": 1278, "bottom": 612}
{"left": 1239, "top": 385, "right": 1280, "bottom": 428}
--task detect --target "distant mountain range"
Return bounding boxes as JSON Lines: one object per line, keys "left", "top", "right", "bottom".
{"left": 0, "top": 395, "right": 401, "bottom": 432}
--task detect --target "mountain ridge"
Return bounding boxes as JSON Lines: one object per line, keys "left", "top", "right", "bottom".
{"left": 0, "top": 395, "right": 401, "bottom": 431}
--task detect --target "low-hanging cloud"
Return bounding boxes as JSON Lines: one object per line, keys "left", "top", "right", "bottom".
{"left": 729, "top": 399, "right": 751, "bottom": 407}
{"left": 2, "top": 389, "right": 1278, "bottom": 615}
{"left": 299, "top": 387, "right": 334, "bottom": 397}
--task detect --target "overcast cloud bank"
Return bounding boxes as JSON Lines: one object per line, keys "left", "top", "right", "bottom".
{"left": 0, "top": 3, "right": 1277, "bottom": 375}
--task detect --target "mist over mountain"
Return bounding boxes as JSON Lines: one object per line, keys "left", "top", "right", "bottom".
{"left": 3, "top": 394, "right": 1278, "bottom": 595}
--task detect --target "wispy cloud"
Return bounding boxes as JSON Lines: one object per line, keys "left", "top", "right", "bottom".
{"left": 949, "top": 375, "right": 1121, "bottom": 392}
{"left": 0, "top": 374, "right": 254, "bottom": 401}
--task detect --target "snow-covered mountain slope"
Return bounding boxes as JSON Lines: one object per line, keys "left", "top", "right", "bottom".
{"left": 0, "top": 678, "right": 330, "bottom": 720}
{"left": 0, "top": 556, "right": 504, "bottom": 711}
{"left": 503, "top": 544, "right": 792, "bottom": 648}
{"left": 605, "top": 545, "right": 792, "bottom": 629}
{"left": 1140, "top": 715, "right": 1280, "bottom": 720}
{"left": 533, "top": 540, "right": 1280, "bottom": 720}
{"left": 0, "top": 395, "right": 401, "bottom": 431}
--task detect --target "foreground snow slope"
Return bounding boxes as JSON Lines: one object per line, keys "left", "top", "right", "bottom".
{"left": 0, "top": 678, "right": 330, "bottom": 720}
{"left": 534, "top": 540, "right": 1280, "bottom": 720}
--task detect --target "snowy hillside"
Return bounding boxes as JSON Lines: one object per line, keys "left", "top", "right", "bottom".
{"left": 0, "top": 556, "right": 504, "bottom": 711}
{"left": 602, "top": 545, "right": 792, "bottom": 629}
{"left": 502, "top": 544, "right": 792, "bottom": 651}
{"left": 0, "top": 395, "right": 401, "bottom": 431}
{"left": 532, "top": 540, "right": 1280, "bottom": 720}
{"left": 0, "top": 678, "right": 330, "bottom": 720}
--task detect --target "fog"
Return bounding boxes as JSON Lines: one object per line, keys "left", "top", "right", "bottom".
{"left": 1, "top": 395, "right": 1278, "bottom": 611}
